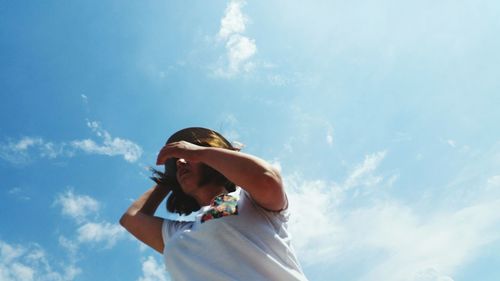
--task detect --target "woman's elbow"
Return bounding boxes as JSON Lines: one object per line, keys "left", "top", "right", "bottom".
{"left": 263, "top": 166, "right": 283, "bottom": 188}
{"left": 119, "top": 211, "right": 136, "bottom": 230}
{"left": 119, "top": 213, "right": 129, "bottom": 228}
{"left": 251, "top": 168, "right": 286, "bottom": 211}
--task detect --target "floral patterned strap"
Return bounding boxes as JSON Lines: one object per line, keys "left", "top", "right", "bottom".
{"left": 201, "top": 194, "right": 239, "bottom": 223}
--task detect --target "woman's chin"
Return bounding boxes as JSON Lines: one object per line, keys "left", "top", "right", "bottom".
{"left": 179, "top": 183, "right": 198, "bottom": 196}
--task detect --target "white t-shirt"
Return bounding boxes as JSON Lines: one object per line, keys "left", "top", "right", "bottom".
{"left": 161, "top": 188, "right": 308, "bottom": 281}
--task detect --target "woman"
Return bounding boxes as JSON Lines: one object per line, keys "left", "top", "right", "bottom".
{"left": 120, "top": 127, "right": 308, "bottom": 281}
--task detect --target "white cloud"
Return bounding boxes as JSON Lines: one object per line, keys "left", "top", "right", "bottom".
{"left": 58, "top": 236, "right": 78, "bottom": 259}
{"left": 0, "top": 241, "right": 24, "bottom": 263}
{"left": 10, "top": 263, "right": 34, "bottom": 281}
{"left": 54, "top": 190, "right": 100, "bottom": 223}
{"left": 137, "top": 256, "right": 169, "bottom": 281}
{"left": 342, "top": 150, "right": 387, "bottom": 190}
{"left": 413, "top": 268, "right": 454, "bottom": 281}
{"left": 217, "top": 0, "right": 247, "bottom": 40}
{"left": 286, "top": 176, "right": 341, "bottom": 261}
{"left": 8, "top": 187, "right": 31, "bottom": 200}
{"left": 71, "top": 138, "right": 141, "bottom": 162}
{"left": 54, "top": 189, "right": 125, "bottom": 249}
{"left": 225, "top": 35, "right": 256, "bottom": 73}
{"left": 0, "top": 137, "right": 58, "bottom": 165}
{"left": 326, "top": 127, "right": 334, "bottom": 146}
{"left": 40, "top": 141, "right": 65, "bottom": 159}
{"left": 439, "top": 138, "right": 458, "bottom": 149}
{"left": 214, "top": 0, "right": 257, "bottom": 77}
{"left": 447, "top": 139, "right": 456, "bottom": 148}
{"left": 351, "top": 198, "right": 500, "bottom": 281}
{"left": 283, "top": 106, "right": 337, "bottom": 152}
{"left": 488, "top": 175, "right": 500, "bottom": 186}
{"left": 77, "top": 222, "right": 125, "bottom": 248}
{"left": 268, "top": 158, "right": 282, "bottom": 173}
{"left": 218, "top": 113, "right": 241, "bottom": 142}
{"left": 285, "top": 150, "right": 500, "bottom": 281}
{"left": 71, "top": 120, "right": 143, "bottom": 163}
{"left": 80, "top": 94, "right": 88, "bottom": 104}
{"left": 0, "top": 240, "right": 81, "bottom": 281}
{"left": 49, "top": 191, "right": 126, "bottom": 281}
{"left": 0, "top": 121, "right": 142, "bottom": 165}
{"left": 267, "top": 74, "right": 289, "bottom": 86}
{"left": 13, "top": 137, "right": 44, "bottom": 151}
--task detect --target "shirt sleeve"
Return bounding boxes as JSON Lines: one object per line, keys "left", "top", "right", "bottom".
{"left": 161, "top": 219, "right": 193, "bottom": 244}
{"left": 241, "top": 189, "right": 290, "bottom": 223}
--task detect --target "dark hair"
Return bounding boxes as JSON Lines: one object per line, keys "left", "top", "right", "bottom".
{"left": 150, "top": 127, "right": 239, "bottom": 216}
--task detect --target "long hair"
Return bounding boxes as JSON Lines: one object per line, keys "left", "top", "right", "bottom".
{"left": 150, "top": 127, "right": 239, "bottom": 216}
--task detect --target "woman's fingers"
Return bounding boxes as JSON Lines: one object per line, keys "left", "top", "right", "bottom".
{"left": 156, "top": 145, "right": 173, "bottom": 165}
{"left": 156, "top": 141, "right": 195, "bottom": 165}
{"left": 155, "top": 153, "right": 164, "bottom": 165}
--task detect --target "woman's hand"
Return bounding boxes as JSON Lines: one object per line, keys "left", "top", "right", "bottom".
{"left": 156, "top": 141, "right": 205, "bottom": 165}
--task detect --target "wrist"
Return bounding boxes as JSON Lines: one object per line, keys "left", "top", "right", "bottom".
{"left": 154, "top": 184, "right": 170, "bottom": 195}
{"left": 196, "top": 146, "right": 211, "bottom": 163}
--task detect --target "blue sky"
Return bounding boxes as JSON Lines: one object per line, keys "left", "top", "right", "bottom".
{"left": 1, "top": 0, "right": 500, "bottom": 280}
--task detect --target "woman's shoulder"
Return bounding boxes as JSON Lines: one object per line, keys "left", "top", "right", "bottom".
{"left": 238, "top": 187, "right": 290, "bottom": 222}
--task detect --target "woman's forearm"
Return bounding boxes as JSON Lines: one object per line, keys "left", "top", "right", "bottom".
{"left": 119, "top": 184, "right": 170, "bottom": 254}
{"left": 123, "top": 184, "right": 170, "bottom": 217}
{"left": 198, "top": 147, "right": 286, "bottom": 210}
{"left": 199, "top": 147, "right": 283, "bottom": 195}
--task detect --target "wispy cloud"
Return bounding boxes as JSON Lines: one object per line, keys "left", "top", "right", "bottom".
{"left": 282, "top": 105, "right": 336, "bottom": 153}
{"left": 0, "top": 137, "right": 70, "bottom": 165}
{"left": 488, "top": 175, "right": 500, "bottom": 186}
{"left": 286, "top": 150, "right": 500, "bottom": 281}
{"left": 77, "top": 222, "right": 125, "bottom": 248}
{"left": 54, "top": 189, "right": 125, "bottom": 249}
{"left": 213, "top": 0, "right": 256, "bottom": 77}
{"left": 287, "top": 176, "right": 341, "bottom": 260}
{"left": 267, "top": 74, "right": 289, "bottom": 87}
{"left": 0, "top": 120, "right": 142, "bottom": 165}
{"left": 0, "top": 240, "right": 81, "bottom": 281}
{"left": 8, "top": 187, "right": 31, "bottom": 201}
{"left": 138, "top": 256, "right": 170, "bottom": 281}
{"left": 71, "top": 120, "right": 143, "bottom": 163}
{"left": 0, "top": 191, "right": 95, "bottom": 281}
{"left": 348, "top": 197, "right": 500, "bottom": 281}
{"left": 447, "top": 139, "right": 456, "bottom": 148}
{"left": 217, "top": 113, "right": 242, "bottom": 144}
{"left": 342, "top": 150, "right": 386, "bottom": 190}
{"left": 326, "top": 126, "right": 334, "bottom": 146}
{"left": 81, "top": 94, "right": 88, "bottom": 104}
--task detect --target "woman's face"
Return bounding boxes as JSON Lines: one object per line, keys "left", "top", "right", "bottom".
{"left": 176, "top": 158, "right": 204, "bottom": 195}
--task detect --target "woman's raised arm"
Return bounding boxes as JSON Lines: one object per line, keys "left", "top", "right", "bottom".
{"left": 157, "top": 141, "right": 286, "bottom": 212}
{"left": 119, "top": 184, "right": 170, "bottom": 253}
